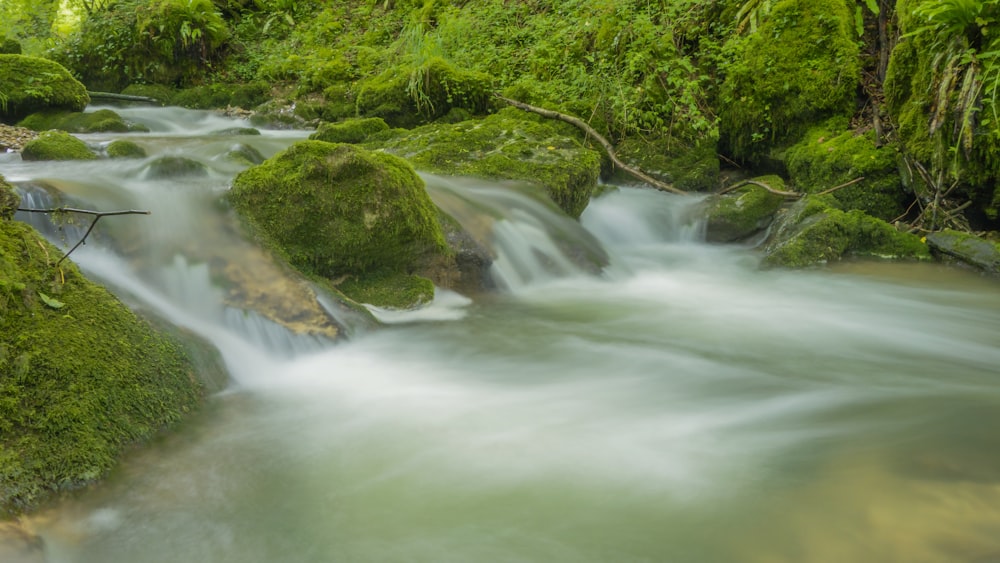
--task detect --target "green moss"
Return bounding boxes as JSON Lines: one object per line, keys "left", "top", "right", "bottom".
{"left": 210, "top": 127, "right": 261, "bottom": 136}
{"left": 355, "top": 56, "right": 492, "bottom": 128}
{"left": 229, "top": 141, "right": 449, "bottom": 280}
{"left": 338, "top": 271, "right": 435, "bottom": 309}
{"left": 144, "top": 156, "right": 208, "bottom": 178}
{"left": 20, "top": 131, "right": 97, "bottom": 161}
{"left": 718, "top": 0, "right": 861, "bottom": 162}
{"left": 223, "top": 143, "right": 264, "bottom": 166}
{"left": 18, "top": 109, "right": 145, "bottom": 134}
{"left": 786, "top": 122, "right": 909, "bottom": 220}
{"left": 0, "top": 174, "right": 19, "bottom": 220}
{"left": 0, "top": 220, "right": 204, "bottom": 515}
{"left": 371, "top": 109, "right": 601, "bottom": 217}
{"left": 0, "top": 39, "right": 22, "bottom": 55}
{"left": 310, "top": 117, "right": 390, "bottom": 144}
{"left": 617, "top": 136, "right": 720, "bottom": 192}
{"left": 0, "top": 55, "right": 89, "bottom": 124}
{"left": 106, "top": 140, "right": 147, "bottom": 159}
{"left": 763, "top": 198, "right": 931, "bottom": 268}
{"left": 704, "top": 175, "right": 786, "bottom": 242}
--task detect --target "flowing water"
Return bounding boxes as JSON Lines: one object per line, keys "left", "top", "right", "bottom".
{"left": 4, "top": 107, "right": 1000, "bottom": 563}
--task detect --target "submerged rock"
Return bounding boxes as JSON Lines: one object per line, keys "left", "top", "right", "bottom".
{"left": 926, "top": 230, "right": 1000, "bottom": 275}
{"left": 106, "top": 139, "right": 147, "bottom": 159}
{"left": 20, "top": 131, "right": 97, "bottom": 161}
{"left": 223, "top": 143, "right": 265, "bottom": 166}
{"left": 229, "top": 141, "right": 451, "bottom": 308}
{"left": 144, "top": 156, "right": 209, "bottom": 178}
{"left": 762, "top": 196, "right": 930, "bottom": 268}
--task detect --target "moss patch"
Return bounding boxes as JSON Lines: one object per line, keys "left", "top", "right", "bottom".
{"left": 0, "top": 219, "right": 204, "bottom": 515}
{"left": 310, "top": 117, "right": 390, "bottom": 144}
{"left": 704, "top": 175, "right": 786, "bottom": 243}
{"left": 20, "top": 131, "right": 97, "bottom": 161}
{"left": 762, "top": 197, "right": 931, "bottom": 268}
{"left": 144, "top": 156, "right": 208, "bottom": 178}
{"left": 338, "top": 271, "right": 435, "bottom": 309}
{"left": 18, "top": 109, "right": 147, "bottom": 134}
{"left": 371, "top": 109, "right": 602, "bottom": 217}
{"left": 106, "top": 140, "right": 147, "bottom": 159}
{"left": 0, "top": 55, "right": 89, "bottom": 124}
{"left": 229, "top": 141, "right": 450, "bottom": 307}
{"left": 786, "top": 121, "right": 909, "bottom": 221}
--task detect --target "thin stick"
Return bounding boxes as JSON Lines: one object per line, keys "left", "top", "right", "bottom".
{"left": 716, "top": 179, "right": 800, "bottom": 198}
{"left": 17, "top": 207, "right": 151, "bottom": 265}
{"left": 814, "top": 176, "right": 865, "bottom": 196}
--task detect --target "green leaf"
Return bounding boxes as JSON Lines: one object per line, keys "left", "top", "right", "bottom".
{"left": 38, "top": 292, "right": 65, "bottom": 309}
{"left": 863, "top": 0, "right": 879, "bottom": 15}
{"left": 855, "top": 6, "right": 865, "bottom": 37}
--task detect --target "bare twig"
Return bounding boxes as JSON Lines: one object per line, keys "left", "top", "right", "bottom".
{"left": 717, "top": 179, "right": 801, "bottom": 198}
{"left": 814, "top": 176, "right": 865, "bottom": 196}
{"left": 496, "top": 95, "right": 688, "bottom": 195}
{"left": 17, "top": 207, "right": 151, "bottom": 265}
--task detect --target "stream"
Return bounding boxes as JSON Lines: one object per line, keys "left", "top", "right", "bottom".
{"left": 3, "top": 106, "right": 1000, "bottom": 562}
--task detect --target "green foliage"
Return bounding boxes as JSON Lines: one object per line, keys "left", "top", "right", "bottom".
{"left": 0, "top": 219, "right": 203, "bottom": 514}
{"left": 60, "top": 0, "right": 230, "bottom": 90}
{"left": 229, "top": 141, "right": 449, "bottom": 279}
{"left": 0, "top": 55, "right": 89, "bottom": 124}
{"left": 20, "top": 131, "right": 97, "bottom": 161}
{"left": 0, "top": 38, "right": 22, "bottom": 54}
{"left": 718, "top": 0, "right": 861, "bottom": 162}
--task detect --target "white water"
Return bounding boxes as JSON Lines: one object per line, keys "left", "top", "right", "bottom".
{"left": 5, "top": 107, "right": 1000, "bottom": 562}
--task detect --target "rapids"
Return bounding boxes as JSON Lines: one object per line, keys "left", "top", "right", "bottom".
{"left": 4, "top": 106, "right": 1000, "bottom": 563}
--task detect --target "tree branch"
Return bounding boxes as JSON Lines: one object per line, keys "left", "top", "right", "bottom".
{"left": 717, "top": 179, "right": 801, "bottom": 198}
{"left": 495, "top": 95, "right": 688, "bottom": 195}
{"left": 17, "top": 207, "right": 151, "bottom": 265}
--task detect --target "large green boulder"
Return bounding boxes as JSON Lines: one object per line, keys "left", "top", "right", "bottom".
{"left": 0, "top": 219, "right": 204, "bottom": 514}
{"left": 372, "top": 109, "right": 602, "bottom": 218}
{"left": 0, "top": 55, "right": 89, "bottom": 124}
{"left": 20, "top": 131, "right": 97, "bottom": 161}
{"left": 229, "top": 141, "right": 450, "bottom": 307}
{"left": 718, "top": 0, "right": 860, "bottom": 162}
{"left": 761, "top": 196, "right": 931, "bottom": 268}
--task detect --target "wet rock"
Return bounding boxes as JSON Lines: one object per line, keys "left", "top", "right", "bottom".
{"left": 18, "top": 109, "right": 148, "bottom": 134}
{"left": 703, "top": 176, "right": 785, "bottom": 243}
{"left": 106, "top": 140, "right": 147, "bottom": 159}
{"left": 144, "top": 156, "right": 208, "bottom": 179}
{"left": 20, "top": 131, "right": 97, "bottom": 161}
{"left": 926, "top": 230, "right": 1000, "bottom": 275}
{"left": 310, "top": 117, "right": 390, "bottom": 144}
{"left": 209, "top": 127, "right": 260, "bottom": 136}
{"left": 223, "top": 143, "right": 265, "bottom": 166}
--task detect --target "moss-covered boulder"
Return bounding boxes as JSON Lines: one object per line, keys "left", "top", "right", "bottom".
{"left": 20, "top": 131, "right": 97, "bottom": 161}
{"left": 372, "top": 109, "right": 602, "bottom": 217}
{"left": 355, "top": 56, "right": 492, "bottom": 128}
{"left": 717, "top": 0, "right": 860, "bottom": 162}
{"left": 223, "top": 143, "right": 265, "bottom": 166}
{"left": 310, "top": 117, "right": 390, "bottom": 144}
{"left": 0, "top": 219, "right": 204, "bottom": 514}
{"left": 761, "top": 196, "right": 931, "bottom": 268}
{"left": 786, "top": 121, "right": 909, "bottom": 221}
{"left": 0, "top": 55, "right": 90, "bottom": 124}
{"left": 617, "top": 137, "right": 720, "bottom": 192}
{"left": 926, "top": 230, "right": 1000, "bottom": 275}
{"left": 144, "top": 156, "right": 208, "bottom": 178}
{"left": 106, "top": 139, "right": 147, "bottom": 159}
{"left": 18, "top": 109, "right": 147, "bottom": 134}
{"left": 229, "top": 141, "right": 450, "bottom": 308}
{"left": 704, "top": 176, "right": 786, "bottom": 243}
{"left": 0, "top": 174, "right": 19, "bottom": 220}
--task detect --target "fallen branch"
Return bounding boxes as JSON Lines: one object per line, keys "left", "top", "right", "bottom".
{"left": 814, "top": 176, "right": 865, "bottom": 196}
{"left": 87, "top": 91, "right": 161, "bottom": 104}
{"left": 716, "top": 179, "right": 801, "bottom": 198}
{"left": 495, "top": 95, "right": 687, "bottom": 195}
{"left": 17, "top": 207, "right": 151, "bottom": 265}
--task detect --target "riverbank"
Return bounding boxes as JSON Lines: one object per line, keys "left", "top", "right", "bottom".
{"left": 0, "top": 124, "right": 36, "bottom": 152}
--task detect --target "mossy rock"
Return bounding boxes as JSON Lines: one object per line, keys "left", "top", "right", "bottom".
{"left": 926, "top": 230, "right": 1000, "bottom": 275}
{"left": 372, "top": 109, "right": 602, "bottom": 217}
{"left": 229, "top": 141, "right": 450, "bottom": 307}
{"left": 0, "top": 220, "right": 204, "bottom": 514}
{"left": 762, "top": 197, "right": 931, "bottom": 268}
{"left": 717, "top": 0, "right": 860, "bottom": 162}
{"left": 17, "top": 109, "right": 146, "bottom": 134}
{"left": 224, "top": 143, "right": 265, "bottom": 166}
{"left": 210, "top": 127, "right": 261, "bottom": 136}
{"left": 20, "top": 131, "right": 97, "bottom": 161}
{"left": 355, "top": 56, "right": 492, "bottom": 128}
{"left": 786, "top": 122, "right": 909, "bottom": 221}
{"left": 0, "top": 55, "right": 90, "bottom": 124}
{"left": 1, "top": 174, "right": 19, "bottom": 219}
{"left": 703, "top": 176, "right": 786, "bottom": 243}
{"left": 337, "top": 271, "right": 435, "bottom": 309}
{"left": 106, "top": 139, "right": 147, "bottom": 159}
{"left": 144, "top": 156, "right": 209, "bottom": 178}
{"left": 310, "top": 117, "right": 389, "bottom": 144}
{"left": 617, "top": 136, "right": 720, "bottom": 192}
